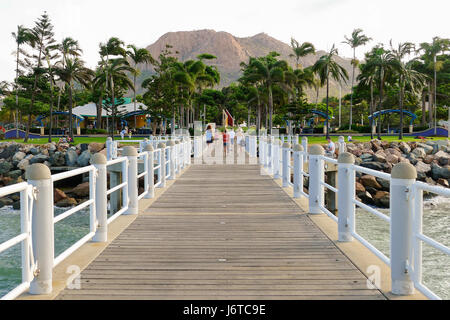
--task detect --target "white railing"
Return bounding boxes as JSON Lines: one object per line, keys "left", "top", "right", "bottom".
{"left": 0, "top": 183, "right": 35, "bottom": 300}
{"left": 0, "top": 139, "right": 189, "bottom": 300}
{"left": 260, "top": 134, "right": 449, "bottom": 300}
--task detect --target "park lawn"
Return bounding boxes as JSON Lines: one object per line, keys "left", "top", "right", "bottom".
{"left": 302, "top": 135, "right": 448, "bottom": 145}
{"left": 3, "top": 137, "right": 145, "bottom": 145}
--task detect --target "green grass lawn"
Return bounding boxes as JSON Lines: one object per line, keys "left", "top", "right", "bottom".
{"left": 302, "top": 135, "right": 448, "bottom": 145}
{"left": 2, "top": 135, "right": 448, "bottom": 146}
{"left": 3, "top": 137, "right": 146, "bottom": 145}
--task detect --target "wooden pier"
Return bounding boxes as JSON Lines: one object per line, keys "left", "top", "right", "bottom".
{"left": 55, "top": 163, "right": 385, "bottom": 300}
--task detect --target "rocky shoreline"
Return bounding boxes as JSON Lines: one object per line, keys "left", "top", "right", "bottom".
{"left": 338, "top": 139, "right": 450, "bottom": 208}
{"left": 0, "top": 141, "right": 109, "bottom": 209}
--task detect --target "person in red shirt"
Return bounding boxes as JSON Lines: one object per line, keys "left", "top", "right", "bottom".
{"left": 222, "top": 129, "right": 229, "bottom": 155}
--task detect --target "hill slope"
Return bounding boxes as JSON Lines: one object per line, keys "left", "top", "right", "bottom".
{"left": 138, "top": 29, "right": 356, "bottom": 101}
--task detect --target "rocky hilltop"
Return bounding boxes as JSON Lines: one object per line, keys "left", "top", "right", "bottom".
{"left": 139, "top": 30, "right": 354, "bottom": 100}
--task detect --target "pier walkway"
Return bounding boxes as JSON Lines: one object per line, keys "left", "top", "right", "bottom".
{"left": 55, "top": 162, "right": 385, "bottom": 300}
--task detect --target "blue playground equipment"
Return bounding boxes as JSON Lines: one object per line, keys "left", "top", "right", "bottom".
{"left": 35, "top": 112, "right": 84, "bottom": 127}
{"left": 368, "top": 109, "right": 418, "bottom": 126}
{"left": 306, "top": 110, "right": 333, "bottom": 127}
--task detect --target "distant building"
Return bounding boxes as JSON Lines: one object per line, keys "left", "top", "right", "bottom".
{"left": 72, "top": 98, "right": 149, "bottom": 129}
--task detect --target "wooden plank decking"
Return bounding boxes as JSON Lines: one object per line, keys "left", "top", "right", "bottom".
{"left": 56, "top": 163, "right": 385, "bottom": 300}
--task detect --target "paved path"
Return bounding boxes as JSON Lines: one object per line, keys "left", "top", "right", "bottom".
{"left": 56, "top": 163, "right": 385, "bottom": 300}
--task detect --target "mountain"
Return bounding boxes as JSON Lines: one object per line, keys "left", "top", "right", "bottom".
{"left": 138, "top": 29, "right": 356, "bottom": 101}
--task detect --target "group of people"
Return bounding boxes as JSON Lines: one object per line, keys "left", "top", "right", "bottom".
{"left": 205, "top": 125, "right": 245, "bottom": 155}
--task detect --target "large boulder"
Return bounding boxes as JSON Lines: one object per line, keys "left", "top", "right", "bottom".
{"left": 65, "top": 149, "right": 78, "bottom": 167}
{"left": 423, "top": 154, "right": 434, "bottom": 164}
{"left": 88, "top": 142, "right": 105, "bottom": 153}
{"left": 375, "top": 177, "right": 390, "bottom": 191}
{"left": 359, "top": 161, "right": 386, "bottom": 171}
{"left": 398, "top": 141, "right": 411, "bottom": 154}
{"left": 56, "top": 197, "right": 77, "bottom": 207}
{"left": 0, "top": 161, "right": 13, "bottom": 175}
{"left": 412, "top": 147, "right": 426, "bottom": 159}
{"left": 49, "top": 151, "right": 66, "bottom": 167}
{"left": 72, "top": 182, "right": 90, "bottom": 197}
{"left": 373, "top": 191, "right": 390, "bottom": 208}
{"left": 30, "top": 147, "right": 40, "bottom": 155}
{"left": 385, "top": 148, "right": 402, "bottom": 158}
{"left": 77, "top": 150, "right": 92, "bottom": 167}
{"left": 374, "top": 150, "right": 387, "bottom": 163}
{"left": 431, "top": 163, "right": 450, "bottom": 180}
{"left": 415, "top": 161, "right": 431, "bottom": 174}
{"left": 6, "top": 170, "right": 23, "bottom": 180}
{"left": 417, "top": 143, "right": 434, "bottom": 155}
{"left": 29, "top": 154, "right": 49, "bottom": 164}
{"left": 434, "top": 150, "right": 450, "bottom": 166}
{"left": 17, "top": 159, "right": 30, "bottom": 170}
{"left": 370, "top": 140, "right": 383, "bottom": 152}
{"left": 355, "top": 181, "right": 366, "bottom": 194}
{"left": 0, "top": 144, "right": 20, "bottom": 160}
{"left": 358, "top": 191, "right": 375, "bottom": 205}
{"left": 360, "top": 175, "right": 382, "bottom": 189}
{"left": 360, "top": 153, "right": 374, "bottom": 162}
{"left": 12, "top": 151, "right": 26, "bottom": 162}
{"left": 54, "top": 188, "right": 68, "bottom": 203}
{"left": 385, "top": 153, "right": 399, "bottom": 165}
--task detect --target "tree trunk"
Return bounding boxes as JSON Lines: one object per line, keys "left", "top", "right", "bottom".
{"left": 421, "top": 92, "right": 426, "bottom": 126}
{"left": 48, "top": 81, "right": 54, "bottom": 143}
{"left": 268, "top": 85, "right": 273, "bottom": 134}
{"left": 96, "top": 95, "right": 103, "bottom": 129}
{"left": 370, "top": 80, "right": 374, "bottom": 140}
{"left": 111, "top": 78, "right": 115, "bottom": 140}
{"left": 326, "top": 75, "right": 330, "bottom": 140}
{"left": 377, "top": 69, "right": 384, "bottom": 140}
{"left": 133, "top": 73, "right": 137, "bottom": 129}
{"left": 68, "top": 85, "right": 74, "bottom": 142}
{"left": 349, "top": 48, "right": 355, "bottom": 130}
{"left": 399, "top": 77, "right": 404, "bottom": 140}
{"left": 15, "top": 41, "right": 20, "bottom": 139}
{"left": 428, "top": 83, "right": 433, "bottom": 127}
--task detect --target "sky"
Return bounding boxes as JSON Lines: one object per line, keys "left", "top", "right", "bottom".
{"left": 0, "top": 0, "right": 449, "bottom": 82}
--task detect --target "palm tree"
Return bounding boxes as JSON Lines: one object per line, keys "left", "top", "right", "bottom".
{"left": 12, "top": 25, "right": 34, "bottom": 138}
{"left": 357, "top": 61, "right": 377, "bottom": 139}
{"left": 363, "top": 46, "right": 398, "bottom": 139}
{"left": 289, "top": 38, "right": 315, "bottom": 70}
{"left": 95, "top": 57, "right": 134, "bottom": 138}
{"left": 241, "top": 52, "right": 289, "bottom": 133}
{"left": 342, "top": 28, "right": 372, "bottom": 130}
{"left": 312, "top": 44, "right": 349, "bottom": 139}
{"left": 418, "top": 37, "right": 450, "bottom": 132}
{"left": 54, "top": 57, "right": 94, "bottom": 141}
{"left": 126, "top": 45, "right": 154, "bottom": 129}
{"left": 389, "top": 41, "right": 428, "bottom": 139}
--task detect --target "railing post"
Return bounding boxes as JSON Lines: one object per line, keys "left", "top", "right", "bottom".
{"left": 260, "top": 136, "right": 265, "bottom": 165}
{"left": 158, "top": 143, "right": 166, "bottom": 188}
{"left": 337, "top": 152, "right": 356, "bottom": 242}
{"left": 123, "top": 146, "right": 138, "bottom": 215}
{"left": 308, "top": 145, "right": 325, "bottom": 214}
{"left": 144, "top": 144, "right": 154, "bottom": 199}
{"left": 293, "top": 144, "right": 304, "bottom": 198}
{"left": 26, "top": 164, "right": 53, "bottom": 295}
{"left": 282, "top": 142, "right": 291, "bottom": 187}
{"left": 106, "top": 137, "right": 117, "bottom": 161}
{"left": 91, "top": 154, "right": 107, "bottom": 242}
{"left": 250, "top": 135, "right": 257, "bottom": 158}
{"left": 301, "top": 137, "right": 308, "bottom": 164}
{"left": 390, "top": 162, "right": 417, "bottom": 295}
{"left": 168, "top": 140, "right": 176, "bottom": 180}
{"left": 273, "top": 139, "right": 281, "bottom": 179}
{"left": 293, "top": 134, "right": 299, "bottom": 145}
{"left": 338, "top": 136, "right": 346, "bottom": 154}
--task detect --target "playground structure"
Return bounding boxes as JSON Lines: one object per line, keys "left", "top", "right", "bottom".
{"left": 369, "top": 109, "right": 418, "bottom": 134}
{"left": 302, "top": 110, "right": 333, "bottom": 134}
{"left": 35, "top": 112, "right": 85, "bottom": 136}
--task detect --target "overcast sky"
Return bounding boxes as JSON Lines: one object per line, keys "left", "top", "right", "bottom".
{"left": 1, "top": 0, "right": 449, "bottom": 82}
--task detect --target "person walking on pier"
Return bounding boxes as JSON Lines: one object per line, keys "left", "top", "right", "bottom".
{"left": 222, "top": 128, "right": 229, "bottom": 155}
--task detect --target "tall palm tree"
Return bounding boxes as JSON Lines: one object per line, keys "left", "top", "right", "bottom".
{"left": 44, "top": 45, "right": 60, "bottom": 142}
{"left": 389, "top": 41, "right": 428, "bottom": 139}
{"left": 241, "top": 52, "right": 289, "bottom": 133}
{"left": 95, "top": 57, "right": 134, "bottom": 138}
{"left": 289, "top": 38, "right": 315, "bottom": 70}
{"left": 364, "top": 46, "right": 398, "bottom": 139}
{"left": 418, "top": 37, "right": 450, "bottom": 132}
{"left": 12, "top": 25, "right": 34, "bottom": 138}
{"left": 312, "top": 44, "right": 349, "bottom": 139}
{"left": 54, "top": 57, "right": 94, "bottom": 141}
{"left": 342, "top": 28, "right": 372, "bottom": 130}
{"left": 357, "top": 61, "right": 377, "bottom": 139}
{"left": 126, "top": 45, "right": 154, "bottom": 128}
